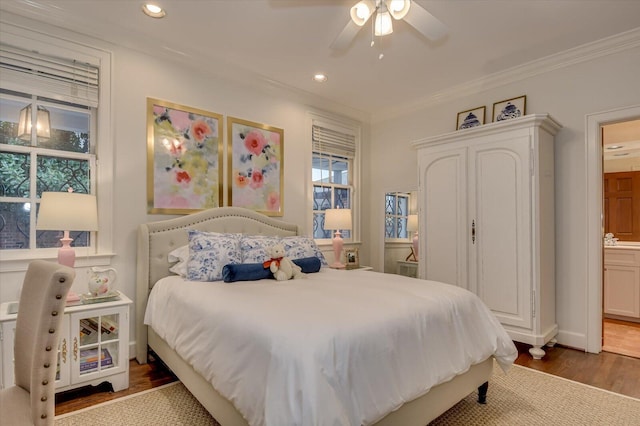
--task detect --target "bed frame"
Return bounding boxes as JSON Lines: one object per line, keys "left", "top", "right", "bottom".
{"left": 135, "top": 207, "right": 492, "bottom": 425}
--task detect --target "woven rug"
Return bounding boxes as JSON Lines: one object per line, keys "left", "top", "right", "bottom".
{"left": 55, "top": 363, "right": 640, "bottom": 426}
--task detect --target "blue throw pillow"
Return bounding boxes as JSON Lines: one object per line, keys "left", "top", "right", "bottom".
{"left": 222, "top": 257, "right": 322, "bottom": 283}
{"left": 292, "top": 257, "right": 322, "bottom": 273}
{"left": 222, "top": 262, "right": 272, "bottom": 282}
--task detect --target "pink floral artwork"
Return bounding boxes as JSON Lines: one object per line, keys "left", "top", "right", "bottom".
{"left": 147, "top": 99, "right": 223, "bottom": 214}
{"left": 228, "top": 117, "right": 283, "bottom": 216}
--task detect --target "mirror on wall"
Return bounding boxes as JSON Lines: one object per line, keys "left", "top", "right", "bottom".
{"left": 383, "top": 190, "right": 419, "bottom": 277}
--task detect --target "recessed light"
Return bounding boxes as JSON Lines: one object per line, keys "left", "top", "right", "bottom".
{"left": 142, "top": 3, "right": 166, "bottom": 18}
{"left": 313, "top": 73, "right": 328, "bottom": 83}
{"left": 606, "top": 145, "right": 624, "bottom": 150}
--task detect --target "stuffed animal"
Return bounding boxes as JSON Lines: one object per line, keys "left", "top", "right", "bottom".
{"left": 264, "top": 244, "right": 305, "bottom": 281}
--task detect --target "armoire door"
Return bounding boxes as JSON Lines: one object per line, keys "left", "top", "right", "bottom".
{"left": 468, "top": 136, "right": 532, "bottom": 329}
{"left": 419, "top": 147, "right": 468, "bottom": 288}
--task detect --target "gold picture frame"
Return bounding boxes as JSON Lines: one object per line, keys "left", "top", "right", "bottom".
{"left": 492, "top": 95, "right": 526, "bottom": 122}
{"left": 227, "top": 116, "right": 284, "bottom": 216}
{"left": 146, "top": 98, "right": 223, "bottom": 214}
{"left": 456, "top": 106, "right": 485, "bottom": 130}
{"left": 345, "top": 248, "right": 360, "bottom": 270}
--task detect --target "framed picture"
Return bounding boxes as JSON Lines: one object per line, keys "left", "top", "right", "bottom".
{"left": 228, "top": 117, "right": 283, "bottom": 216}
{"left": 456, "top": 106, "right": 485, "bottom": 130}
{"left": 492, "top": 95, "right": 526, "bottom": 122}
{"left": 146, "top": 98, "right": 223, "bottom": 214}
{"left": 345, "top": 248, "right": 359, "bottom": 269}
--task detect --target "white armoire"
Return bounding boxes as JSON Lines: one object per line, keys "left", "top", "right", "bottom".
{"left": 412, "top": 114, "right": 561, "bottom": 359}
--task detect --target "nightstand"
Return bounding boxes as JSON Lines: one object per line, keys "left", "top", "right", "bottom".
{"left": 397, "top": 260, "right": 418, "bottom": 278}
{"left": 0, "top": 292, "right": 132, "bottom": 392}
{"left": 345, "top": 266, "right": 373, "bottom": 271}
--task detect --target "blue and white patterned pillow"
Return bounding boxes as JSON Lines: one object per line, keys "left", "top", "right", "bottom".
{"left": 281, "top": 236, "right": 328, "bottom": 266}
{"left": 187, "top": 230, "right": 242, "bottom": 281}
{"left": 240, "top": 235, "right": 282, "bottom": 264}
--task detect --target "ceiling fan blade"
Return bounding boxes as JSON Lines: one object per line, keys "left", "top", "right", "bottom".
{"left": 330, "top": 19, "right": 362, "bottom": 51}
{"left": 402, "top": 3, "right": 447, "bottom": 41}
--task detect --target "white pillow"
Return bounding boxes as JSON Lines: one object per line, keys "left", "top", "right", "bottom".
{"left": 281, "top": 236, "right": 328, "bottom": 266}
{"left": 240, "top": 235, "right": 282, "bottom": 264}
{"left": 168, "top": 245, "right": 189, "bottom": 277}
{"left": 186, "top": 230, "right": 242, "bottom": 281}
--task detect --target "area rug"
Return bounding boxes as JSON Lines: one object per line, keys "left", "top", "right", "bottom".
{"left": 55, "top": 363, "right": 640, "bottom": 425}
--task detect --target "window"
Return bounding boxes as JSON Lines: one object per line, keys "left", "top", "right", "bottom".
{"left": 385, "top": 192, "right": 410, "bottom": 240}
{"left": 311, "top": 121, "right": 358, "bottom": 240}
{"left": 0, "top": 89, "right": 95, "bottom": 250}
{"left": 0, "top": 28, "right": 112, "bottom": 266}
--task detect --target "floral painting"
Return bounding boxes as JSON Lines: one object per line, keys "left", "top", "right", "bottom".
{"left": 228, "top": 117, "right": 283, "bottom": 216}
{"left": 147, "top": 98, "right": 223, "bottom": 214}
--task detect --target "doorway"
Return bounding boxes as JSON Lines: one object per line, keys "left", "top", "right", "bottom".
{"left": 601, "top": 119, "right": 640, "bottom": 358}
{"left": 586, "top": 105, "right": 640, "bottom": 354}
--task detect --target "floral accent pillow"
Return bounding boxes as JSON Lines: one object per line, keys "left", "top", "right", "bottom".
{"left": 187, "top": 230, "right": 242, "bottom": 281}
{"left": 281, "top": 236, "right": 328, "bottom": 266}
{"left": 168, "top": 244, "right": 189, "bottom": 277}
{"left": 240, "top": 235, "right": 282, "bottom": 263}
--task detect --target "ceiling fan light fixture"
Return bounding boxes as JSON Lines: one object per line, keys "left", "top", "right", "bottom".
{"left": 350, "top": 1, "right": 374, "bottom": 26}
{"left": 374, "top": 10, "right": 393, "bottom": 36}
{"left": 386, "top": 0, "right": 411, "bottom": 20}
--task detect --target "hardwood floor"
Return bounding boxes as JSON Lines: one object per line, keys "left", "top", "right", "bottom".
{"left": 55, "top": 343, "right": 640, "bottom": 416}
{"left": 603, "top": 318, "right": 640, "bottom": 359}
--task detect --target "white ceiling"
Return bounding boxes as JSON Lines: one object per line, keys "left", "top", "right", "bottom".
{"left": 1, "top": 0, "right": 640, "bottom": 119}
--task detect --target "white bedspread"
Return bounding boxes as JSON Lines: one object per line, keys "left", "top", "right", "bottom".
{"left": 144, "top": 269, "right": 517, "bottom": 426}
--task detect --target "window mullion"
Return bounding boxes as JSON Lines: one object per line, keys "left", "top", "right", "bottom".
{"left": 29, "top": 150, "right": 38, "bottom": 250}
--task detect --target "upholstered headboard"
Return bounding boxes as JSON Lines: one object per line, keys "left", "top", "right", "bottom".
{"left": 135, "top": 207, "right": 298, "bottom": 363}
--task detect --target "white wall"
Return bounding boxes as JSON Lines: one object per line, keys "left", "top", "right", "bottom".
{"left": 0, "top": 15, "right": 371, "bottom": 347}
{"left": 367, "top": 41, "right": 640, "bottom": 350}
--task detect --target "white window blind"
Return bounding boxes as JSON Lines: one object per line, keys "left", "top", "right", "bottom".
{"left": 312, "top": 124, "right": 356, "bottom": 158}
{"left": 0, "top": 43, "right": 99, "bottom": 107}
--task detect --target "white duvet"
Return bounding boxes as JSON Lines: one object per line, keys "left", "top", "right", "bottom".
{"left": 144, "top": 269, "right": 517, "bottom": 426}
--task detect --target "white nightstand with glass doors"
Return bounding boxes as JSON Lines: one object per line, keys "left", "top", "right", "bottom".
{"left": 0, "top": 292, "right": 132, "bottom": 393}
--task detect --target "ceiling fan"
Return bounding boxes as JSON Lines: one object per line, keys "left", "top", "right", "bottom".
{"left": 330, "top": 0, "right": 447, "bottom": 51}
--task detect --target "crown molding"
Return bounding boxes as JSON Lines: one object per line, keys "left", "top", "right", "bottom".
{"left": 374, "top": 27, "right": 640, "bottom": 123}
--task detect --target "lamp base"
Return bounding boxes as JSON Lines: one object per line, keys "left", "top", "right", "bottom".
{"left": 331, "top": 231, "right": 345, "bottom": 269}
{"left": 58, "top": 233, "right": 76, "bottom": 268}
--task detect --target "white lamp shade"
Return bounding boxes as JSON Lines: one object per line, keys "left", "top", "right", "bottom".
{"left": 350, "top": 0, "right": 375, "bottom": 26}
{"left": 386, "top": 0, "right": 411, "bottom": 20}
{"left": 324, "top": 208, "right": 352, "bottom": 231}
{"left": 374, "top": 10, "right": 393, "bottom": 36}
{"left": 37, "top": 192, "right": 98, "bottom": 231}
{"left": 407, "top": 214, "right": 418, "bottom": 232}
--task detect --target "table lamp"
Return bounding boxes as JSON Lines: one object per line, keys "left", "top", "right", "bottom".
{"left": 324, "top": 208, "right": 352, "bottom": 269}
{"left": 407, "top": 214, "right": 419, "bottom": 261}
{"left": 36, "top": 190, "right": 98, "bottom": 268}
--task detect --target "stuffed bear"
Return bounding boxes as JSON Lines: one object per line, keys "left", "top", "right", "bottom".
{"left": 264, "top": 244, "right": 305, "bottom": 281}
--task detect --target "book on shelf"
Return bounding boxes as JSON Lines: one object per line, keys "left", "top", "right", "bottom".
{"left": 79, "top": 347, "right": 113, "bottom": 372}
{"left": 101, "top": 316, "right": 119, "bottom": 333}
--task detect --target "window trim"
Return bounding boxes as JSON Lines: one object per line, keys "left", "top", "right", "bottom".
{"left": 0, "top": 23, "right": 113, "bottom": 272}
{"left": 307, "top": 111, "right": 362, "bottom": 245}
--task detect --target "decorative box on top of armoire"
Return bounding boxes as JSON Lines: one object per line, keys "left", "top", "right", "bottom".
{"left": 412, "top": 114, "right": 562, "bottom": 359}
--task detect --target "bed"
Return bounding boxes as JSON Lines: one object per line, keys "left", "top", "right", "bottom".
{"left": 135, "top": 207, "right": 517, "bottom": 426}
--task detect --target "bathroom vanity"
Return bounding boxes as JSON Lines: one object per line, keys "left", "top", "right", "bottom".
{"left": 604, "top": 244, "right": 640, "bottom": 321}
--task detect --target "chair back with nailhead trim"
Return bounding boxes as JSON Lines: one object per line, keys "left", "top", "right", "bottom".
{"left": 10, "top": 260, "right": 75, "bottom": 425}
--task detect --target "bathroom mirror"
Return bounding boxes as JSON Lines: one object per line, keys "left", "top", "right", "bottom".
{"left": 383, "top": 190, "right": 418, "bottom": 277}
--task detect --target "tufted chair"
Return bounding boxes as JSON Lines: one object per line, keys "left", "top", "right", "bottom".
{"left": 0, "top": 260, "right": 75, "bottom": 425}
